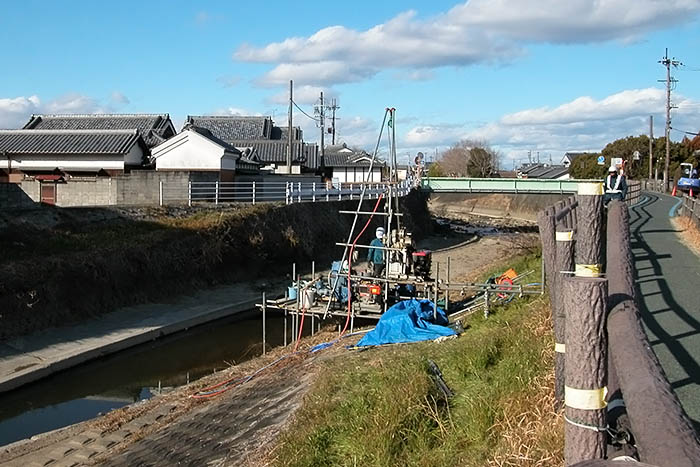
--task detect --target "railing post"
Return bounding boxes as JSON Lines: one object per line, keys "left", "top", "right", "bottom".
{"left": 563, "top": 276, "right": 608, "bottom": 464}
{"left": 262, "top": 291, "right": 266, "bottom": 355}
{"left": 338, "top": 185, "right": 342, "bottom": 201}
{"left": 159, "top": 180, "right": 163, "bottom": 206}
{"left": 297, "top": 182, "right": 301, "bottom": 203}
{"left": 188, "top": 180, "right": 192, "bottom": 206}
{"left": 252, "top": 181, "right": 256, "bottom": 204}
{"left": 575, "top": 182, "right": 604, "bottom": 278}
{"left": 326, "top": 183, "right": 329, "bottom": 202}
{"left": 215, "top": 180, "right": 219, "bottom": 205}
{"left": 286, "top": 182, "right": 290, "bottom": 205}
{"left": 312, "top": 182, "right": 316, "bottom": 202}
{"left": 554, "top": 228, "right": 574, "bottom": 410}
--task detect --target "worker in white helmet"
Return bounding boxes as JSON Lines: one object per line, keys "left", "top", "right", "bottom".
{"left": 367, "top": 226, "right": 386, "bottom": 277}
{"left": 604, "top": 164, "right": 627, "bottom": 205}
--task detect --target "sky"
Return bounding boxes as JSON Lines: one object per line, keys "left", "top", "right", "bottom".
{"left": 1, "top": 0, "right": 700, "bottom": 167}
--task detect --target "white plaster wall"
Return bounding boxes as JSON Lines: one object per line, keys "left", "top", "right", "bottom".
{"left": 153, "top": 132, "right": 232, "bottom": 171}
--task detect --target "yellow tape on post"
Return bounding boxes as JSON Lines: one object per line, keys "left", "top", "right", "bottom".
{"left": 565, "top": 386, "right": 607, "bottom": 410}
{"left": 578, "top": 182, "right": 604, "bottom": 196}
{"left": 555, "top": 343, "right": 566, "bottom": 353}
{"left": 555, "top": 231, "right": 574, "bottom": 242}
{"left": 575, "top": 264, "right": 601, "bottom": 277}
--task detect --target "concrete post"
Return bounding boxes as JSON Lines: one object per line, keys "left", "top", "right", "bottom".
{"left": 564, "top": 276, "right": 608, "bottom": 465}
{"left": 575, "top": 183, "right": 604, "bottom": 278}
{"left": 554, "top": 228, "right": 575, "bottom": 410}
{"left": 188, "top": 180, "right": 192, "bottom": 206}
{"left": 159, "top": 180, "right": 163, "bottom": 206}
{"left": 252, "top": 181, "right": 256, "bottom": 204}
{"left": 326, "top": 184, "right": 329, "bottom": 202}
{"left": 297, "top": 182, "right": 301, "bottom": 203}
{"left": 215, "top": 181, "right": 219, "bottom": 205}
{"left": 312, "top": 182, "right": 316, "bottom": 202}
{"left": 286, "top": 182, "right": 290, "bottom": 205}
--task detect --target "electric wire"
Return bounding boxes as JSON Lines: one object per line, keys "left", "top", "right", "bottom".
{"left": 292, "top": 99, "right": 319, "bottom": 122}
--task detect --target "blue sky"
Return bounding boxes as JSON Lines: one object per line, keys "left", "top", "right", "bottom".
{"left": 1, "top": 0, "right": 699, "bottom": 166}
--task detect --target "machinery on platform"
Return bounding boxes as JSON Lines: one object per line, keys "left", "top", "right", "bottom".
{"left": 677, "top": 163, "right": 699, "bottom": 196}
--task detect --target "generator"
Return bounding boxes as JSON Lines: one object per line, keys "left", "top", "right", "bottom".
{"left": 412, "top": 250, "right": 432, "bottom": 279}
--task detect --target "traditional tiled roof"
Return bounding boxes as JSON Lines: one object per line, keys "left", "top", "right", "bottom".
{"left": 22, "top": 114, "right": 175, "bottom": 148}
{"left": 230, "top": 140, "right": 308, "bottom": 164}
{"left": 271, "top": 126, "right": 303, "bottom": 141}
{"left": 186, "top": 116, "right": 273, "bottom": 141}
{"left": 324, "top": 149, "right": 384, "bottom": 168}
{"left": 0, "top": 129, "right": 143, "bottom": 155}
{"left": 184, "top": 125, "right": 242, "bottom": 156}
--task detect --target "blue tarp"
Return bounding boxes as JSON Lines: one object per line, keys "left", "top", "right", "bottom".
{"left": 356, "top": 299, "right": 456, "bottom": 347}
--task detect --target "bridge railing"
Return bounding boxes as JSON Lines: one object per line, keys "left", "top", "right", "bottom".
{"left": 421, "top": 177, "right": 607, "bottom": 194}
{"left": 537, "top": 185, "right": 700, "bottom": 466}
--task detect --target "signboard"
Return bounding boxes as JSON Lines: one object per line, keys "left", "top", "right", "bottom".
{"left": 612, "top": 157, "right": 623, "bottom": 167}
{"left": 633, "top": 150, "right": 641, "bottom": 160}
{"left": 597, "top": 155, "right": 605, "bottom": 166}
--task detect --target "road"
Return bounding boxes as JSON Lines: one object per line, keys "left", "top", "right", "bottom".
{"left": 631, "top": 192, "right": 700, "bottom": 428}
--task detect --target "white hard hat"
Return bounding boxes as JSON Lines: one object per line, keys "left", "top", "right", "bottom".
{"left": 608, "top": 165, "right": 617, "bottom": 172}
{"left": 376, "top": 227, "right": 385, "bottom": 237}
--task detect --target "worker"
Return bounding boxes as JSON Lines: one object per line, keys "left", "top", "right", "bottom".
{"left": 367, "top": 226, "right": 385, "bottom": 277}
{"left": 604, "top": 164, "right": 628, "bottom": 205}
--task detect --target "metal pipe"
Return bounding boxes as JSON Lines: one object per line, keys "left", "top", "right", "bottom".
{"left": 284, "top": 310, "right": 288, "bottom": 347}
{"left": 262, "top": 292, "right": 266, "bottom": 355}
{"left": 446, "top": 257, "right": 451, "bottom": 312}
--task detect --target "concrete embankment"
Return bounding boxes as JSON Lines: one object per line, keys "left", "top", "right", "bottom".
{"left": 428, "top": 192, "right": 568, "bottom": 221}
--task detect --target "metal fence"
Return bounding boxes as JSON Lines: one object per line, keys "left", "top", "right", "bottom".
{"left": 537, "top": 184, "right": 700, "bottom": 466}
{"left": 159, "top": 180, "right": 414, "bottom": 206}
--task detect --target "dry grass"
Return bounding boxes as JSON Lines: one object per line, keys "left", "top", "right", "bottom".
{"left": 673, "top": 215, "right": 700, "bottom": 258}
{"left": 487, "top": 297, "right": 563, "bottom": 467}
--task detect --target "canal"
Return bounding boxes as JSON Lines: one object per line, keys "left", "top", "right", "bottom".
{"left": 0, "top": 310, "right": 315, "bottom": 447}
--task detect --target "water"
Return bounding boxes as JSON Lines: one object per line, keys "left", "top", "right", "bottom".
{"left": 0, "top": 310, "right": 308, "bottom": 446}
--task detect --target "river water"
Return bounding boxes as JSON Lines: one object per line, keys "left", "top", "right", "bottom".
{"left": 0, "top": 311, "right": 314, "bottom": 447}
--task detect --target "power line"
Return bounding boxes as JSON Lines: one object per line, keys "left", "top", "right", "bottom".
{"left": 292, "top": 99, "right": 319, "bottom": 122}
{"left": 671, "top": 127, "right": 700, "bottom": 136}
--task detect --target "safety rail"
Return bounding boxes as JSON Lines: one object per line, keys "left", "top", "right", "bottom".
{"left": 679, "top": 194, "right": 700, "bottom": 227}
{"left": 537, "top": 185, "right": 700, "bottom": 466}
{"left": 159, "top": 180, "right": 413, "bottom": 206}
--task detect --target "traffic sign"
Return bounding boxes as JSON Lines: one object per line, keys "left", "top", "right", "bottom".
{"left": 633, "top": 151, "right": 641, "bottom": 160}
{"left": 597, "top": 155, "right": 605, "bottom": 166}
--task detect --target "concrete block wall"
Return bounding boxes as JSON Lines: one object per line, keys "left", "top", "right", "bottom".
{"left": 56, "top": 178, "right": 116, "bottom": 207}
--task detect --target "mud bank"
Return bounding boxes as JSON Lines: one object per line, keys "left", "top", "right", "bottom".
{"left": 428, "top": 192, "right": 568, "bottom": 221}
{"left": 0, "top": 191, "right": 432, "bottom": 340}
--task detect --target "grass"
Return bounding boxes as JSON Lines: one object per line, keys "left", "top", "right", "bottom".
{"left": 271, "top": 252, "right": 563, "bottom": 467}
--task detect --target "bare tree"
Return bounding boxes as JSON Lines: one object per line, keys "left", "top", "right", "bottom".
{"left": 438, "top": 139, "right": 500, "bottom": 177}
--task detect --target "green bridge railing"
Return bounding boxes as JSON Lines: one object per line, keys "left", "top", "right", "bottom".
{"left": 421, "top": 177, "right": 603, "bottom": 194}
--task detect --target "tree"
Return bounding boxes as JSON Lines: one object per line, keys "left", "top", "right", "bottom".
{"left": 427, "top": 161, "right": 445, "bottom": 177}
{"left": 569, "top": 153, "right": 607, "bottom": 179}
{"left": 438, "top": 139, "right": 499, "bottom": 177}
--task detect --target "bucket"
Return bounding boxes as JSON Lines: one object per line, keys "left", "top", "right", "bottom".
{"left": 288, "top": 286, "right": 298, "bottom": 300}
{"left": 302, "top": 289, "right": 316, "bottom": 308}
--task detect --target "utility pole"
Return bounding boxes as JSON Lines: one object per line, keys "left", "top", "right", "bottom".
{"left": 317, "top": 92, "right": 325, "bottom": 169}
{"left": 659, "top": 48, "right": 681, "bottom": 192}
{"left": 648, "top": 115, "right": 653, "bottom": 180}
{"left": 328, "top": 98, "right": 339, "bottom": 145}
{"left": 288, "top": 80, "right": 293, "bottom": 174}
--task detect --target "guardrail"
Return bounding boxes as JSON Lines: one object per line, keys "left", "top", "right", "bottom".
{"left": 421, "top": 177, "right": 605, "bottom": 194}
{"left": 679, "top": 194, "right": 700, "bottom": 226}
{"left": 159, "top": 180, "right": 413, "bottom": 206}
{"left": 537, "top": 184, "right": 700, "bottom": 466}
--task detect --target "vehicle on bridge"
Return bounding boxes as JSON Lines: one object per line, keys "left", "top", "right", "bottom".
{"left": 677, "top": 162, "right": 700, "bottom": 196}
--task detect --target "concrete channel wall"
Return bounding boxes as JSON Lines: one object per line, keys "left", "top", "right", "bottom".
{"left": 428, "top": 192, "right": 569, "bottom": 221}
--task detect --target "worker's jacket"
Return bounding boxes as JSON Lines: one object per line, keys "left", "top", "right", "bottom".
{"left": 367, "top": 238, "right": 384, "bottom": 265}
{"left": 605, "top": 174, "right": 628, "bottom": 199}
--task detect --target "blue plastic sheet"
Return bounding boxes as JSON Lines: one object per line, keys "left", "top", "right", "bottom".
{"left": 356, "top": 299, "right": 456, "bottom": 347}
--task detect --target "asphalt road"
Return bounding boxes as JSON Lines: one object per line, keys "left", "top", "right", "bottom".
{"left": 631, "top": 192, "right": 700, "bottom": 428}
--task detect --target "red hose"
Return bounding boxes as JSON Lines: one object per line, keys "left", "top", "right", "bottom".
{"left": 341, "top": 194, "right": 384, "bottom": 336}
{"left": 293, "top": 299, "right": 307, "bottom": 352}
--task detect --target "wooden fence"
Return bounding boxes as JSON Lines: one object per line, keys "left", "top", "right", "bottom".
{"left": 537, "top": 183, "right": 700, "bottom": 466}
{"left": 679, "top": 194, "right": 700, "bottom": 227}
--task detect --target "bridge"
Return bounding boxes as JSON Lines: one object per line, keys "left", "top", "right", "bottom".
{"left": 420, "top": 176, "right": 601, "bottom": 194}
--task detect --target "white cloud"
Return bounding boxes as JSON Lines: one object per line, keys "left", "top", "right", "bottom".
{"left": 0, "top": 93, "right": 106, "bottom": 128}
{"left": 234, "top": 1, "right": 700, "bottom": 86}
{"left": 110, "top": 91, "right": 130, "bottom": 105}
{"left": 400, "top": 87, "right": 700, "bottom": 163}
{"left": 212, "top": 107, "right": 263, "bottom": 116}
{"left": 267, "top": 85, "right": 332, "bottom": 106}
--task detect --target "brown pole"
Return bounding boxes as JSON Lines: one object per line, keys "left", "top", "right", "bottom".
{"left": 575, "top": 183, "right": 604, "bottom": 278}
{"left": 564, "top": 276, "right": 608, "bottom": 465}
{"left": 554, "top": 228, "right": 574, "bottom": 410}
